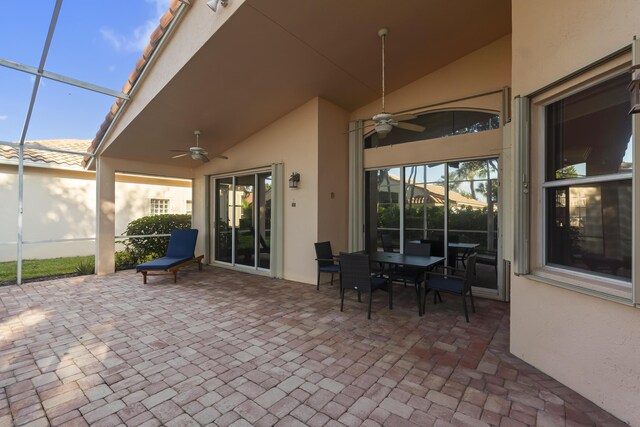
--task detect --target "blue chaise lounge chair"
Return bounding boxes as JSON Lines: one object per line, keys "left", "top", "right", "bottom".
{"left": 136, "top": 229, "right": 204, "bottom": 284}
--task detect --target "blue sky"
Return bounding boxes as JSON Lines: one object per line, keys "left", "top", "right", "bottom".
{"left": 0, "top": 0, "right": 171, "bottom": 143}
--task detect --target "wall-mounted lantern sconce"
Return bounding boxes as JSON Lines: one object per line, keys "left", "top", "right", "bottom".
{"left": 629, "top": 64, "right": 640, "bottom": 114}
{"left": 289, "top": 172, "right": 300, "bottom": 189}
{"left": 207, "top": 0, "right": 228, "bottom": 12}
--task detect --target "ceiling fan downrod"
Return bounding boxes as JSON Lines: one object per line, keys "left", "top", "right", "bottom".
{"left": 378, "top": 28, "right": 388, "bottom": 112}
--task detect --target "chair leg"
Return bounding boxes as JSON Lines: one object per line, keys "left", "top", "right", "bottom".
{"left": 142, "top": 271, "right": 147, "bottom": 284}
{"left": 330, "top": 272, "right": 334, "bottom": 287}
{"left": 422, "top": 288, "right": 429, "bottom": 315}
{"left": 389, "top": 282, "right": 393, "bottom": 310}
{"left": 469, "top": 288, "right": 476, "bottom": 313}
{"left": 368, "top": 290, "right": 373, "bottom": 319}
{"left": 358, "top": 291, "right": 362, "bottom": 303}
{"left": 437, "top": 291, "right": 443, "bottom": 303}
{"left": 414, "top": 282, "right": 422, "bottom": 316}
{"left": 462, "top": 294, "right": 469, "bottom": 323}
{"left": 173, "top": 271, "right": 177, "bottom": 283}
{"left": 340, "top": 288, "right": 345, "bottom": 312}
{"left": 317, "top": 270, "right": 320, "bottom": 291}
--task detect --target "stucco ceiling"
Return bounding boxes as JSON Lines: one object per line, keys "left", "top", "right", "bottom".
{"left": 102, "top": 0, "right": 511, "bottom": 168}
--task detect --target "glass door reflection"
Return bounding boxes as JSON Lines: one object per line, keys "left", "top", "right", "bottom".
{"left": 234, "top": 175, "right": 255, "bottom": 267}
{"left": 447, "top": 159, "right": 498, "bottom": 289}
{"left": 215, "top": 177, "right": 233, "bottom": 263}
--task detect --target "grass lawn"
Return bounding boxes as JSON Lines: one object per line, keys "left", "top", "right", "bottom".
{"left": 0, "top": 256, "right": 94, "bottom": 282}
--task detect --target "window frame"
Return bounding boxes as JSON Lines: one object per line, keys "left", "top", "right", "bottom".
{"left": 528, "top": 54, "right": 636, "bottom": 302}
{"left": 149, "top": 198, "right": 170, "bottom": 216}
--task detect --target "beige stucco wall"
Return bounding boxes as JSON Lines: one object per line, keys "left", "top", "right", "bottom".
{"left": 194, "top": 97, "right": 351, "bottom": 284}
{"left": 0, "top": 164, "right": 192, "bottom": 263}
{"left": 511, "top": 0, "right": 640, "bottom": 424}
{"left": 351, "top": 35, "right": 511, "bottom": 122}
{"left": 317, "top": 98, "right": 350, "bottom": 251}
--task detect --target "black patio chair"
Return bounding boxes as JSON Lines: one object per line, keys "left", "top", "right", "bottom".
{"left": 381, "top": 234, "right": 395, "bottom": 252}
{"left": 425, "top": 253, "right": 477, "bottom": 322}
{"left": 314, "top": 241, "right": 339, "bottom": 291}
{"left": 388, "top": 242, "right": 431, "bottom": 315}
{"left": 421, "top": 239, "right": 444, "bottom": 257}
{"left": 339, "top": 252, "right": 392, "bottom": 319}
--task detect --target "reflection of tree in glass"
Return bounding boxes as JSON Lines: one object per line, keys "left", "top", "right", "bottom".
{"left": 448, "top": 160, "right": 492, "bottom": 199}
{"left": 555, "top": 165, "right": 579, "bottom": 179}
{"left": 405, "top": 167, "right": 419, "bottom": 210}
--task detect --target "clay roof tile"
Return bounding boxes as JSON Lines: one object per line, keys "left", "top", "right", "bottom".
{"left": 0, "top": 140, "right": 93, "bottom": 169}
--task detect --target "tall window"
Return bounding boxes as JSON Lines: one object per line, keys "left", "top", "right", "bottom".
{"left": 150, "top": 198, "right": 169, "bottom": 215}
{"left": 365, "top": 159, "right": 499, "bottom": 290}
{"left": 544, "top": 73, "right": 632, "bottom": 281}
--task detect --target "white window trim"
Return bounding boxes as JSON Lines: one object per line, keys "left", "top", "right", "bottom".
{"left": 526, "top": 53, "right": 635, "bottom": 303}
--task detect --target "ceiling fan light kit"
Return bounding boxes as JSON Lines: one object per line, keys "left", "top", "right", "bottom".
{"left": 374, "top": 122, "right": 392, "bottom": 138}
{"left": 207, "top": 0, "right": 228, "bottom": 12}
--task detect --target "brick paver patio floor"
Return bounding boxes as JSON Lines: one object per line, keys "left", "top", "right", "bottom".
{"left": 0, "top": 267, "right": 625, "bottom": 426}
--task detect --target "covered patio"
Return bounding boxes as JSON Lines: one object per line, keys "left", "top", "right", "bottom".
{"left": 0, "top": 271, "right": 624, "bottom": 426}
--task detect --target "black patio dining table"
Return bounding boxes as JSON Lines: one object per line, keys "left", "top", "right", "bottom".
{"left": 368, "top": 252, "right": 445, "bottom": 316}
{"left": 448, "top": 242, "right": 480, "bottom": 267}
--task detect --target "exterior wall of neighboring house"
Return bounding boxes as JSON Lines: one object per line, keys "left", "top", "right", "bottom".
{"left": 193, "top": 97, "right": 349, "bottom": 284}
{"left": 510, "top": 0, "right": 640, "bottom": 423}
{"left": 0, "top": 164, "right": 192, "bottom": 262}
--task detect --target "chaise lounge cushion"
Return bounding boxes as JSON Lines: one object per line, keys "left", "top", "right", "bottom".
{"left": 136, "top": 256, "right": 194, "bottom": 270}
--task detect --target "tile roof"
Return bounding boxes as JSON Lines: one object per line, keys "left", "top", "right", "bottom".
{"left": 82, "top": 0, "right": 183, "bottom": 167}
{"left": 0, "top": 139, "right": 91, "bottom": 169}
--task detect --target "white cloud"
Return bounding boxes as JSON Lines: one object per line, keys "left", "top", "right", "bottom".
{"left": 100, "top": 0, "right": 171, "bottom": 54}
{"left": 0, "top": 115, "right": 7, "bottom": 121}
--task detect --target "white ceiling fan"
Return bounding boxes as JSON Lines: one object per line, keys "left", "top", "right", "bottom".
{"left": 365, "top": 28, "right": 426, "bottom": 139}
{"left": 170, "top": 130, "right": 228, "bottom": 163}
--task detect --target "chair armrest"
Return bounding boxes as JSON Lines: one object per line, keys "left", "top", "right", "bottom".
{"left": 433, "top": 264, "right": 464, "bottom": 274}
{"left": 427, "top": 270, "right": 462, "bottom": 279}
{"left": 316, "top": 258, "right": 336, "bottom": 262}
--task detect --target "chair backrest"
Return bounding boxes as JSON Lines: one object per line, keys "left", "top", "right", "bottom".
{"left": 381, "top": 234, "right": 395, "bottom": 252}
{"left": 405, "top": 242, "right": 431, "bottom": 257}
{"left": 421, "top": 239, "right": 443, "bottom": 257}
{"left": 339, "top": 252, "right": 373, "bottom": 292}
{"left": 315, "top": 241, "right": 334, "bottom": 267}
{"left": 463, "top": 253, "right": 477, "bottom": 291}
{"left": 166, "top": 229, "right": 198, "bottom": 258}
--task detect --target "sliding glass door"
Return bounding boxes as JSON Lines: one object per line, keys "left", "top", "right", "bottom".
{"left": 214, "top": 172, "right": 271, "bottom": 270}
{"left": 365, "top": 158, "right": 499, "bottom": 290}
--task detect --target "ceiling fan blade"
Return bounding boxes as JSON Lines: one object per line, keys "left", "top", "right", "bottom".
{"left": 169, "top": 149, "right": 189, "bottom": 153}
{"left": 345, "top": 123, "right": 375, "bottom": 134}
{"left": 172, "top": 153, "right": 190, "bottom": 158}
{"left": 392, "top": 113, "right": 418, "bottom": 122}
{"left": 200, "top": 154, "right": 210, "bottom": 163}
{"left": 394, "top": 122, "right": 426, "bottom": 132}
{"left": 212, "top": 154, "right": 229, "bottom": 159}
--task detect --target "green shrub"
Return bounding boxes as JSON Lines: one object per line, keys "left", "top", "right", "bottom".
{"left": 115, "top": 251, "right": 138, "bottom": 271}
{"left": 75, "top": 258, "right": 95, "bottom": 276}
{"left": 123, "top": 214, "right": 192, "bottom": 261}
